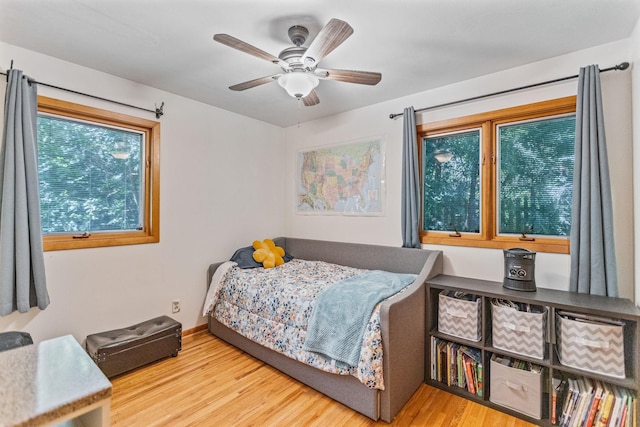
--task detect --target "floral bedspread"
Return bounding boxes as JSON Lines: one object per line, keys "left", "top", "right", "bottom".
{"left": 211, "top": 259, "right": 387, "bottom": 389}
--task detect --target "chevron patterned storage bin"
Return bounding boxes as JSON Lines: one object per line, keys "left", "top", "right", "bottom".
{"left": 492, "top": 301, "right": 547, "bottom": 359}
{"left": 556, "top": 311, "right": 625, "bottom": 378}
{"left": 438, "top": 291, "right": 481, "bottom": 341}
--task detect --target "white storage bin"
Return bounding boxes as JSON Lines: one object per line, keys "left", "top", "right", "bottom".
{"left": 438, "top": 290, "right": 481, "bottom": 341}
{"left": 492, "top": 301, "right": 547, "bottom": 359}
{"left": 556, "top": 311, "right": 625, "bottom": 378}
{"left": 490, "top": 356, "right": 542, "bottom": 419}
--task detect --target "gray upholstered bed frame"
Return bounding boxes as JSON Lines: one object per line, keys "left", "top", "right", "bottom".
{"left": 206, "top": 237, "right": 443, "bottom": 422}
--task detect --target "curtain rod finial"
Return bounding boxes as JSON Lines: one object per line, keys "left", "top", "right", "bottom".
{"left": 617, "top": 62, "right": 630, "bottom": 71}
{"left": 155, "top": 102, "right": 164, "bottom": 119}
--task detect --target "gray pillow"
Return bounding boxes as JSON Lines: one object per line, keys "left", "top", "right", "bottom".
{"left": 230, "top": 246, "right": 294, "bottom": 269}
{"left": 230, "top": 246, "right": 262, "bottom": 269}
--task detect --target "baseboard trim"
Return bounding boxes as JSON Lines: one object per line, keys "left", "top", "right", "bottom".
{"left": 182, "top": 324, "right": 207, "bottom": 336}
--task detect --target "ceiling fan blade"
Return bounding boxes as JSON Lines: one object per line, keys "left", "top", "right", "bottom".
{"left": 214, "top": 34, "right": 282, "bottom": 65}
{"left": 316, "top": 68, "right": 382, "bottom": 85}
{"left": 302, "top": 90, "right": 320, "bottom": 106}
{"left": 302, "top": 19, "right": 353, "bottom": 64}
{"left": 229, "top": 75, "right": 280, "bottom": 91}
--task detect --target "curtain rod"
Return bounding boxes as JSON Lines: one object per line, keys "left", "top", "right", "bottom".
{"left": 388, "top": 61, "right": 630, "bottom": 120}
{"left": 1, "top": 64, "right": 164, "bottom": 119}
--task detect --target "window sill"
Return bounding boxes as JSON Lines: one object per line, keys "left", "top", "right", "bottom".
{"left": 43, "top": 231, "right": 159, "bottom": 251}
{"left": 420, "top": 234, "right": 569, "bottom": 254}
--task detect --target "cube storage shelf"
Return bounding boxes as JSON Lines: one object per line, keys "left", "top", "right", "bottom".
{"left": 426, "top": 275, "right": 640, "bottom": 426}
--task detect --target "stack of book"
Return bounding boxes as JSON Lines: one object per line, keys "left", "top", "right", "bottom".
{"left": 430, "top": 337, "right": 483, "bottom": 396}
{"left": 553, "top": 376, "right": 636, "bottom": 427}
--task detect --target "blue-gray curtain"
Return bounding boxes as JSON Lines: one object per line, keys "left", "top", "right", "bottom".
{"left": 401, "top": 106, "right": 421, "bottom": 248}
{"left": 0, "top": 69, "right": 49, "bottom": 316}
{"left": 569, "top": 65, "right": 617, "bottom": 297}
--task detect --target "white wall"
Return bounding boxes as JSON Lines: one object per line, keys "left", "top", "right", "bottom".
{"left": 284, "top": 40, "right": 635, "bottom": 300}
{"left": 0, "top": 33, "right": 636, "bottom": 343}
{"left": 0, "top": 42, "right": 286, "bottom": 342}
{"left": 632, "top": 16, "right": 640, "bottom": 306}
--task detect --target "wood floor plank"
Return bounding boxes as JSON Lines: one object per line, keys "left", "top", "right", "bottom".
{"left": 110, "top": 331, "right": 536, "bottom": 426}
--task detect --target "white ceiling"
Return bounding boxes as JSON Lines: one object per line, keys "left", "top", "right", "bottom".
{"left": 1, "top": 0, "right": 639, "bottom": 127}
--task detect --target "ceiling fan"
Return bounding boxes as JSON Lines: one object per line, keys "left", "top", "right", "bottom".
{"left": 213, "top": 18, "right": 382, "bottom": 106}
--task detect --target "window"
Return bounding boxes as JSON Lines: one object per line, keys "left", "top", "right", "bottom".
{"left": 417, "top": 96, "right": 576, "bottom": 254}
{"left": 37, "top": 96, "right": 160, "bottom": 250}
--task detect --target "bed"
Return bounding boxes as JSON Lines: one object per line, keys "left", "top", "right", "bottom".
{"left": 205, "top": 237, "right": 443, "bottom": 422}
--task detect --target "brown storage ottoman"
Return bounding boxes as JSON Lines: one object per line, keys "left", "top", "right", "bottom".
{"left": 86, "top": 315, "right": 182, "bottom": 378}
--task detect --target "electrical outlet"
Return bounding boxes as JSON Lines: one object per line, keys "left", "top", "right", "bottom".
{"left": 172, "top": 299, "right": 181, "bottom": 314}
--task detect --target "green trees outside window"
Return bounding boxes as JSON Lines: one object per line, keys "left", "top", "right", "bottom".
{"left": 38, "top": 114, "right": 144, "bottom": 234}
{"left": 37, "top": 96, "right": 160, "bottom": 251}
{"left": 497, "top": 115, "right": 575, "bottom": 237}
{"left": 422, "top": 130, "right": 481, "bottom": 234}
{"left": 417, "top": 96, "right": 576, "bottom": 253}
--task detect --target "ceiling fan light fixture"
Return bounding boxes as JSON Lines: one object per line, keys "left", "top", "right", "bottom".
{"left": 278, "top": 72, "right": 319, "bottom": 99}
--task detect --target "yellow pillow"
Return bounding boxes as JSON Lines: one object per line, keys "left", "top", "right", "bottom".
{"left": 252, "top": 239, "right": 285, "bottom": 269}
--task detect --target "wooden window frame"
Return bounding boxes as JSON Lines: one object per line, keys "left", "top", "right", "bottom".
{"left": 417, "top": 96, "right": 576, "bottom": 254}
{"left": 38, "top": 96, "right": 160, "bottom": 251}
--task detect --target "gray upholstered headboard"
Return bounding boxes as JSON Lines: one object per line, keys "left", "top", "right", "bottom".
{"left": 207, "top": 237, "right": 442, "bottom": 287}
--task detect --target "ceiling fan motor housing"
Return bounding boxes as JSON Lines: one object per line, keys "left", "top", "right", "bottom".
{"left": 288, "top": 25, "right": 309, "bottom": 46}
{"left": 280, "top": 26, "right": 311, "bottom": 67}
{"left": 279, "top": 46, "right": 307, "bottom": 65}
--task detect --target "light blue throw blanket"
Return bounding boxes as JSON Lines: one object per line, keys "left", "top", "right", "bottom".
{"left": 303, "top": 270, "right": 417, "bottom": 368}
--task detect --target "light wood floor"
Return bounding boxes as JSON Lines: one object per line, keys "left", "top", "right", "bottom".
{"left": 110, "top": 330, "right": 535, "bottom": 426}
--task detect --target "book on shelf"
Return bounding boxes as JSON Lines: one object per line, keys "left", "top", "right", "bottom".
{"left": 585, "top": 382, "right": 603, "bottom": 427}
{"left": 610, "top": 386, "right": 624, "bottom": 427}
{"left": 574, "top": 377, "right": 594, "bottom": 427}
{"left": 551, "top": 378, "right": 562, "bottom": 424}
{"left": 596, "top": 383, "right": 615, "bottom": 427}
{"left": 448, "top": 341, "right": 455, "bottom": 387}
{"left": 555, "top": 376, "right": 635, "bottom": 427}
{"left": 438, "top": 339, "right": 447, "bottom": 385}
{"left": 560, "top": 378, "right": 578, "bottom": 427}
{"left": 476, "top": 362, "right": 483, "bottom": 397}
{"left": 463, "top": 355, "right": 475, "bottom": 394}
{"left": 455, "top": 344, "right": 464, "bottom": 388}
{"left": 431, "top": 337, "right": 482, "bottom": 397}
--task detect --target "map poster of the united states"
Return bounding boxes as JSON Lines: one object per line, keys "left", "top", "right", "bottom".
{"left": 297, "top": 138, "right": 384, "bottom": 215}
